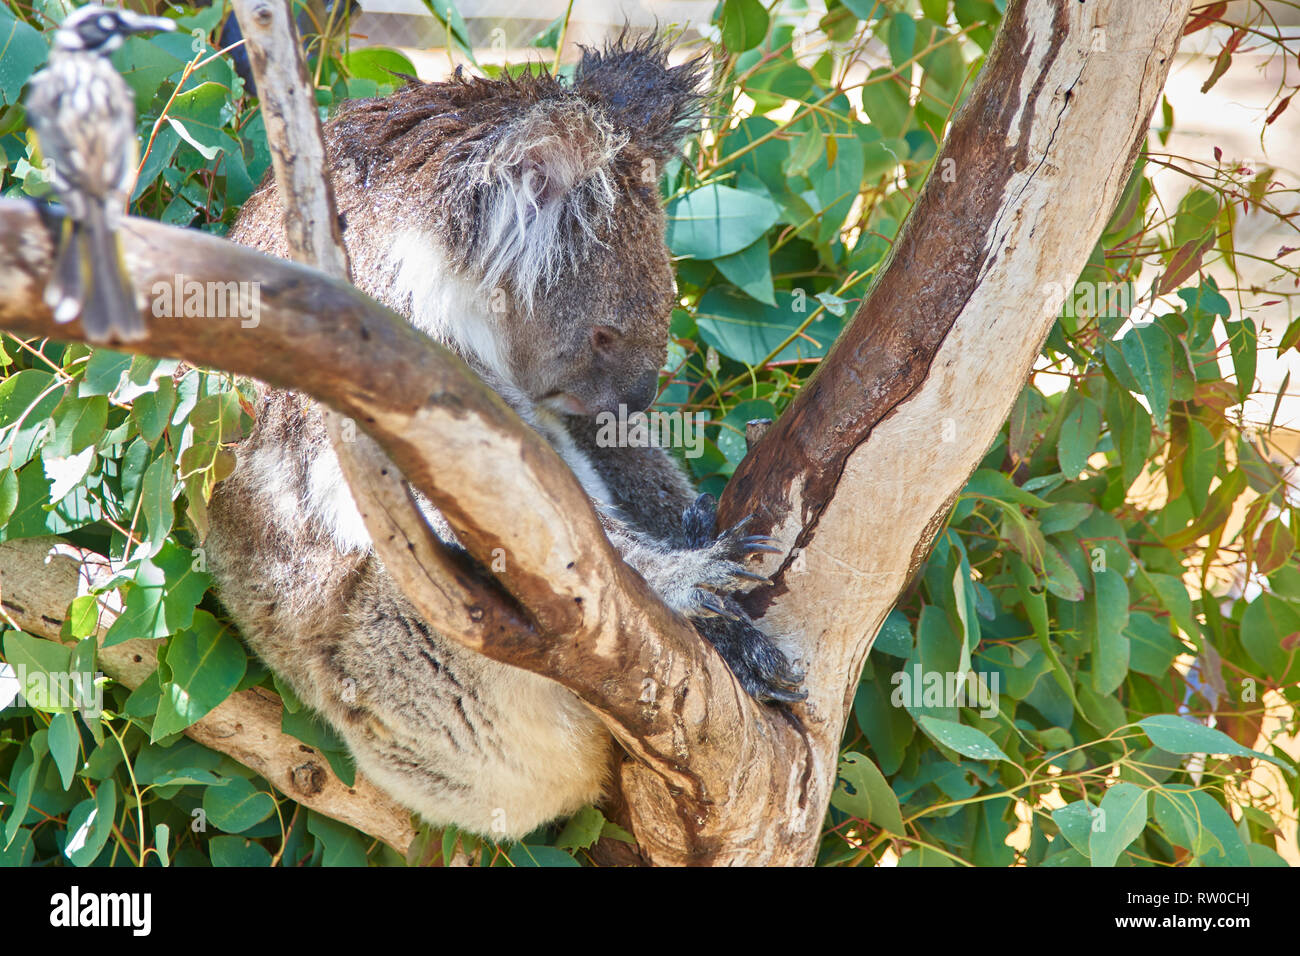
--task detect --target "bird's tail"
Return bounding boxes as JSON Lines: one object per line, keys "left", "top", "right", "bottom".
{"left": 44, "top": 208, "right": 145, "bottom": 343}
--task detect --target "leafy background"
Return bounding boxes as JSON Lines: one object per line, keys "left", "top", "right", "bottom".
{"left": 1, "top": 0, "right": 1298, "bottom": 866}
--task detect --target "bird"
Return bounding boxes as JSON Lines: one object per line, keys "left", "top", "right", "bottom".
{"left": 25, "top": 5, "right": 175, "bottom": 343}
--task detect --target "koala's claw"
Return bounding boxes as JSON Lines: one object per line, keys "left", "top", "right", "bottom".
{"left": 696, "top": 593, "right": 733, "bottom": 618}
{"left": 740, "top": 535, "right": 783, "bottom": 555}
{"left": 694, "top": 615, "right": 807, "bottom": 705}
{"left": 674, "top": 493, "right": 803, "bottom": 704}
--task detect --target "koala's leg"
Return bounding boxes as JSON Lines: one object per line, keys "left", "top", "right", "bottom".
{"left": 204, "top": 390, "right": 611, "bottom": 839}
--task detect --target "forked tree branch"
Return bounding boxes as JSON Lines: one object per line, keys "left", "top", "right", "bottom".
{"left": 0, "top": 0, "right": 1194, "bottom": 865}
{"left": 0, "top": 199, "right": 789, "bottom": 856}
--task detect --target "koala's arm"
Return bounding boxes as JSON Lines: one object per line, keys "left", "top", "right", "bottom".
{"left": 568, "top": 418, "right": 805, "bottom": 703}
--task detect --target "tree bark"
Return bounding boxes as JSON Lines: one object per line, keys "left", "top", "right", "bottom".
{"left": 0, "top": 0, "right": 1193, "bottom": 865}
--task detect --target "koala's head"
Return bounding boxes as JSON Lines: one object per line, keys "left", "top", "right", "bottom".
{"left": 336, "top": 35, "right": 704, "bottom": 417}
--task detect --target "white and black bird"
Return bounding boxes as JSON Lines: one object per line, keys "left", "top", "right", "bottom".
{"left": 26, "top": 5, "right": 174, "bottom": 342}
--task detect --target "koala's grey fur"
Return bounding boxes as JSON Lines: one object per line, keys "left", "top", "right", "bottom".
{"left": 204, "top": 36, "right": 802, "bottom": 841}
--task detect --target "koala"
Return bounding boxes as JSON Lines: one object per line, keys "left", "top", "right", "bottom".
{"left": 204, "top": 35, "right": 803, "bottom": 841}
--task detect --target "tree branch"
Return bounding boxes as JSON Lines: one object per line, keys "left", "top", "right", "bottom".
{"left": 0, "top": 537, "right": 416, "bottom": 853}
{"left": 0, "top": 0, "right": 1196, "bottom": 865}
{"left": 712, "top": 0, "right": 1194, "bottom": 858}
{"left": 0, "top": 199, "right": 793, "bottom": 863}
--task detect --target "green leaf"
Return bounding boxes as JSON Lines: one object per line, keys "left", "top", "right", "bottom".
{"left": 885, "top": 13, "right": 917, "bottom": 69}
{"left": 103, "top": 540, "right": 212, "bottom": 646}
{"left": 281, "top": 708, "right": 355, "bottom": 787}
{"left": 854, "top": 677, "right": 914, "bottom": 775}
{"left": 209, "top": 835, "right": 272, "bottom": 867}
{"left": 1088, "top": 782, "right": 1148, "bottom": 867}
{"left": 1245, "top": 844, "right": 1289, "bottom": 866}
{"left": 48, "top": 711, "right": 80, "bottom": 790}
{"left": 3, "top": 735, "right": 45, "bottom": 849}
{"left": 151, "top": 611, "right": 246, "bottom": 741}
{"left": 65, "top": 594, "right": 99, "bottom": 639}
{"left": 0, "top": 7, "right": 48, "bottom": 106}
{"left": 138, "top": 449, "right": 176, "bottom": 558}
{"left": 1, "top": 462, "right": 99, "bottom": 540}
{"left": 531, "top": 11, "right": 566, "bottom": 48}
{"left": 2, "top": 630, "right": 73, "bottom": 712}
{"left": 808, "top": 131, "right": 865, "bottom": 243}
{"left": 1180, "top": 419, "right": 1216, "bottom": 513}
{"left": 1089, "top": 568, "right": 1130, "bottom": 695}
{"left": 871, "top": 609, "right": 913, "bottom": 658}
{"left": 112, "top": 34, "right": 186, "bottom": 112}
{"left": 1138, "top": 715, "right": 1293, "bottom": 773}
{"left": 1222, "top": 317, "right": 1257, "bottom": 403}
{"left": 154, "top": 823, "right": 170, "bottom": 867}
{"left": 1042, "top": 541, "right": 1085, "bottom": 602}
{"left": 506, "top": 844, "right": 580, "bottom": 867}
{"left": 0, "top": 369, "right": 61, "bottom": 468}
{"left": 1051, "top": 801, "right": 1094, "bottom": 857}
{"left": 694, "top": 288, "right": 836, "bottom": 366}
{"left": 715, "top": 399, "right": 777, "bottom": 469}
{"left": 1120, "top": 323, "right": 1173, "bottom": 424}
{"left": 1039, "top": 502, "right": 1093, "bottom": 535}
{"left": 666, "top": 184, "right": 779, "bottom": 260}
{"left": 0, "top": 468, "right": 17, "bottom": 527}
{"left": 203, "top": 777, "right": 275, "bottom": 834}
{"left": 45, "top": 396, "right": 107, "bottom": 459}
{"left": 1173, "top": 188, "right": 1220, "bottom": 248}
{"left": 132, "top": 739, "right": 226, "bottom": 788}
{"left": 963, "top": 468, "right": 1050, "bottom": 508}
{"left": 831, "top": 752, "right": 905, "bottom": 834}
{"left": 1125, "top": 612, "right": 1182, "bottom": 677}
{"left": 306, "top": 811, "right": 370, "bottom": 866}
{"left": 1152, "top": 785, "right": 1249, "bottom": 866}
{"left": 131, "top": 376, "right": 175, "bottom": 445}
{"left": 917, "top": 716, "right": 1009, "bottom": 761}
{"left": 555, "top": 805, "right": 606, "bottom": 851}
{"left": 1178, "top": 279, "right": 1230, "bottom": 343}
{"left": 1144, "top": 571, "right": 1198, "bottom": 639}
{"left": 721, "top": 0, "right": 769, "bottom": 53}
{"left": 860, "top": 67, "right": 911, "bottom": 138}
{"left": 1057, "top": 396, "right": 1101, "bottom": 478}
{"left": 341, "top": 47, "right": 417, "bottom": 86}
{"left": 79, "top": 349, "right": 132, "bottom": 397}
{"left": 713, "top": 236, "right": 776, "bottom": 306}
{"left": 64, "top": 782, "right": 117, "bottom": 866}
{"left": 419, "top": 0, "right": 478, "bottom": 66}
{"left": 164, "top": 82, "right": 233, "bottom": 160}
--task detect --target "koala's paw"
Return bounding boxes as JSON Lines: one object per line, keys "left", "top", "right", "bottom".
{"left": 670, "top": 494, "right": 780, "bottom": 619}
{"left": 694, "top": 613, "right": 807, "bottom": 704}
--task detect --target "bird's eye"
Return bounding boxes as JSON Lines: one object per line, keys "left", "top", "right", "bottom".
{"left": 98, "top": 15, "right": 115, "bottom": 30}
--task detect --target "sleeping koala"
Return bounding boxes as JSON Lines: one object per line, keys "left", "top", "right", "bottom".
{"left": 204, "top": 35, "right": 803, "bottom": 840}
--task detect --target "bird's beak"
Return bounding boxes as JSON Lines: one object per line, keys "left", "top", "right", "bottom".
{"left": 117, "top": 11, "right": 176, "bottom": 35}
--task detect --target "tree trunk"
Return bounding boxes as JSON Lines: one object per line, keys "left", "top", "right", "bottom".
{"left": 0, "top": 0, "right": 1193, "bottom": 865}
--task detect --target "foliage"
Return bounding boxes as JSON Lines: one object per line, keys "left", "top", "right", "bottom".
{"left": 1, "top": 0, "right": 1298, "bottom": 867}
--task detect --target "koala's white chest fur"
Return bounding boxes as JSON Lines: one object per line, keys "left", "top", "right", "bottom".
{"left": 304, "top": 229, "right": 613, "bottom": 554}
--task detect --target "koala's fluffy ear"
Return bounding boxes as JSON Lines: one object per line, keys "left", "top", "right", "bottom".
{"left": 458, "top": 99, "right": 624, "bottom": 309}
{"left": 574, "top": 33, "right": 706, "bottom": 164}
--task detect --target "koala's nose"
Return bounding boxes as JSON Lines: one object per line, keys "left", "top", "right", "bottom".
{"left": 622, "top": 369, "right": 660, "bottom": 412}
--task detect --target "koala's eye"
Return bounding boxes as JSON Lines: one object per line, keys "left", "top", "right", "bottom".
{"left": 591, "top": 326, "right": 620, "bottom": 353}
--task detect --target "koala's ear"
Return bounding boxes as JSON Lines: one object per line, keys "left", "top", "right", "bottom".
{"left": 457, "top": 100, "right": 623, "bottom": 308}
{"left": 574, "top": 32, "right": 706, "bottom": 164}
